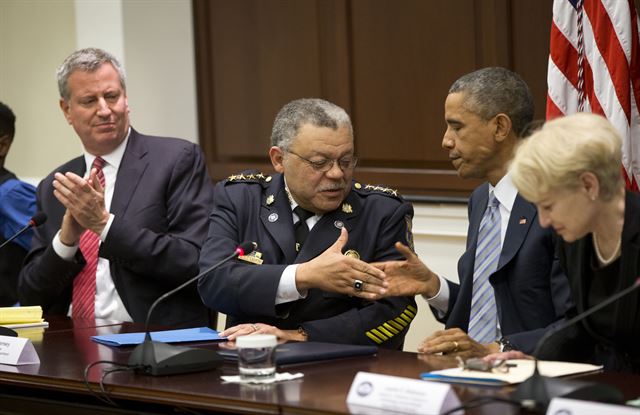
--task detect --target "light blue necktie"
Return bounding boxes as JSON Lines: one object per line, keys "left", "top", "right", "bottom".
{"left": 467, "top": 191, "right": 500, "bottom": 343}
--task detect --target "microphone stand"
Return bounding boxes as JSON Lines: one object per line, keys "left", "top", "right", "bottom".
{"left": 0, "top": 213, "right": 47, "bottom": 338}
{"left": 513, "top": 278, "right": 640, "bottom": 412}
{"left": 128, "top": 242, "right": 255, "bottom": 376}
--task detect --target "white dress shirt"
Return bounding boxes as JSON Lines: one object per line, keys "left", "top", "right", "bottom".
{"left": 52, "top": 129, "right": 133, "bottom": 322}
{"left": 274, "top": 180, "right": 321, "bottom": 305}
{"left": 425, "top": 173, "right": 518, "bottom": 328}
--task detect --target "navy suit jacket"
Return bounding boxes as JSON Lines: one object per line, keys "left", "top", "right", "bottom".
{"left": 198, "top": 172, "right": 417, "bottom": 349}
{"left": 437, "top": 183, "right": 572, "bottom": 353}
{"left": 19, "top": 129, "right": 214, "bottom": 328}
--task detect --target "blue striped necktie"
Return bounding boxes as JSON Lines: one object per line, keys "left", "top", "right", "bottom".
{"left": 468, "top": 191, "right": 501, "bottom": 343}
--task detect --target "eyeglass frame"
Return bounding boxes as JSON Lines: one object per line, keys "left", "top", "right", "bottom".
{"left": 285, "top": 150, "right": 358, "bottom": 173}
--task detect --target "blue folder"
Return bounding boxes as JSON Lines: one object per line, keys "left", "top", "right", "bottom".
{"left": 91, "top": 327, "right": 226, "bottom": 346}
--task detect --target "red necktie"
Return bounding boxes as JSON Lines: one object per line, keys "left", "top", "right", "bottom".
{"left": 72, "top": 157, "right": 106, "bottom": 319}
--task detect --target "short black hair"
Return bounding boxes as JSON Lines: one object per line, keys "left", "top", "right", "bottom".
{"left": 0, "top": 101, "right": 16, "bottom": 139}
{"left": 449, "top": 67, "right": 534, "bottom": 138}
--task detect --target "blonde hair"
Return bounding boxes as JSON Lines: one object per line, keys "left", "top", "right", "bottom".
{"left": 510, "top": 113, "right": 622, "bottom": 202}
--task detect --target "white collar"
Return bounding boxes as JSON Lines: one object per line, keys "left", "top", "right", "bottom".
{"left": 82, "top": 127, "right": 131, "bottom": 171}
{"left": 489, "top": 172, "right": 518, "bottom": 212}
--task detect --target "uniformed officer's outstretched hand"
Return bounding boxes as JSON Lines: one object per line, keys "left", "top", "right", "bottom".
{"left": 370, "top": 242, "right": 441, "bottom": 298}
{"left": 295, "top": 227, "right": 388, "bottom": 300}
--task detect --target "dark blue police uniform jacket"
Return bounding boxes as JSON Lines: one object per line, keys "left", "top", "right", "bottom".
{"left": 198, "top": 172, "right": 417, "bottom": 349}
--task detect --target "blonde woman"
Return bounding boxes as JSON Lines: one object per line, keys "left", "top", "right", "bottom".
{"left": 509, "top": 112, "right": 639, "bottom": 373}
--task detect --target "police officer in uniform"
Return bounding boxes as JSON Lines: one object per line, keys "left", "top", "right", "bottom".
{"left": 198, "top": 98, "right": 416, "bottom": 349}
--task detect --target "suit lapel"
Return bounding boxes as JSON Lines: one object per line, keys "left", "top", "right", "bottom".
{"left": 260, "top": 175, "right": 297, "bottom": 263}
{"left": 70, "top": 156, "right": 87, "bottom": 176}
{"left": 467, "top": 185, "right": 489, "bottom": 263}
{"left": 460, "top": 185, "right": 490, "bottom": 303}
{"left": 110, "top": 129, "right": 149, "bottom": 218}
{"left": 496, "top": 194, "right": 536, "bottom": 271}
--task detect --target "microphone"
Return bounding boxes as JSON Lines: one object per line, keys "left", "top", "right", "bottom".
{"left": 0, "top": 213, "right": 47, "bottom": 338}
{"left": 128, "top": 241, "right": 257, "bottom": 376}
{"left": 0, "top": 212, "right": 47, "bottom": 250}
{"left": 512, "top": 277, "right": 640, "bottom": 412}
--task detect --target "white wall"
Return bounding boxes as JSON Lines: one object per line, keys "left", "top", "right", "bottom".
{"left": 0, "top": 0, "right": 78, "bottom": 182}
{"left": 402, "top": 203, "right": 467, "bottom": 352}
{"left": 0, "top": 0, "right": 198, "bottom": 184}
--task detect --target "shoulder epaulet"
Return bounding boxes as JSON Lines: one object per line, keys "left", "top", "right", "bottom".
{"left": 225, "top": 172, "right": 272, "bottom": 186}
{"left": 352, "top": 182, "right": 403, "bottom": 199}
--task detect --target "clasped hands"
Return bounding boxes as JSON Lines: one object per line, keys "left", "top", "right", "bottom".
{"left": 52, "top": 167, "right": 109, "bottom": 245}
{"left": 295, "top": 227, "right": 389, "bottom": 300}
{"left": 222, "top": 227, "right": 391, "bottom": 341}
{"left": 370, "top": 243, "right": 508, "bottom": 358}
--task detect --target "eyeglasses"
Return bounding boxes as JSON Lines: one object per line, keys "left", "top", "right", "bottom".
{"left": 286, "top": 150, "right": 358, "bottom": 173}
{"left": 457, "top": 356, "right": 515, "bottom": 373}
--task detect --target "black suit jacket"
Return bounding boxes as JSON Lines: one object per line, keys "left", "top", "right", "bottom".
{"left": 541, "top": 191, "right": 640, "bottom": 372}
{"left": 198, "top": 172, "right": 417, "bottom": 349}
{"left": 436, "top": 183, "right": 572, "bottom": 353}
{"left": 19, "top": 129, "right": 214, "bottom": 327}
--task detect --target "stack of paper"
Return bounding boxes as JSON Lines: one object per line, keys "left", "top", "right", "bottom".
{"left": 421, "top": 359, "right": 603, "bottom": 386}
{"left": 0, "top": 306, "right": 48, "bottom": 341}
{"left": 0, "top": 306, "right": 44, "bottom": 325}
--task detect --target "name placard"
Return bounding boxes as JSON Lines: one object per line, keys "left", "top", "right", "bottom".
{"left": 0, "top": 335, "right": 40, "bottom": 365}
{"left": 547, "top": 397, "right": 640, "bottom": 415}
{"left": 346, "top": 371, "right": 461, "bottom": 415}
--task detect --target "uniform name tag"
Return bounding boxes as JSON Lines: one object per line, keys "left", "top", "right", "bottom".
{"left": 346, "top": 371, "right": 461, "bottom": 414}
{"left": 239, "top": 251, "right": 263, "bottom": 265}
{"left": 0, "top": 335, "right": 40, "bottom": 365}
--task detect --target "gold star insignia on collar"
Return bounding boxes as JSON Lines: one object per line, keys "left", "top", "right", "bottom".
{"left": 266, "top": 195, "right": 275, "bottom": 206}
{"left": 341, "top": 203, "right": 353, "bottom": 214}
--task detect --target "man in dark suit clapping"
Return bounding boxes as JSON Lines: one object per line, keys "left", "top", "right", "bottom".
{"left": 19, "top": 48, "right": 213, "bottom": 327}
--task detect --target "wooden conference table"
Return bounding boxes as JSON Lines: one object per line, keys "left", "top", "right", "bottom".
{"left": 0, "top": 318, "right": 638, "bottom": 415}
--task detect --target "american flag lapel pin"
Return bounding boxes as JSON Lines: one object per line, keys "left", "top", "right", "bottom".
{"left": 519, "top": 217, "right": 527, "bottom": 225}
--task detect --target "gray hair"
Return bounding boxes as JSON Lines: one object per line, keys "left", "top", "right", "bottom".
{"left": 270, "top": 98, "right": 353, "bottom": 150}
{"left": 449, "top": 67, "right": 534, "bottom": 138}
{"left": 56, "top": 48, "right": 126, "bottom": 101}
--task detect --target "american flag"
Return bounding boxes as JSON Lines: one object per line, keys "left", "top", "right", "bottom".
{"left": 547, "top": 0, "right": 640, "bottom": 190}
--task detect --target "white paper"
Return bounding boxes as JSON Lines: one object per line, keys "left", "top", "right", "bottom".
{"left": 426, "top": 359, "right": 602, "bottom": 385}
{"left": 346, "top": 371, "right": 461, "bottom": 415}
{"left": 220, "top": 372, "right": 303, "bottom": 384}
{"left": 3, "top": 320, "right": 49, "bottom": 329}
{"left": 0, "top": 335, "right": 40, "bottom": 365}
